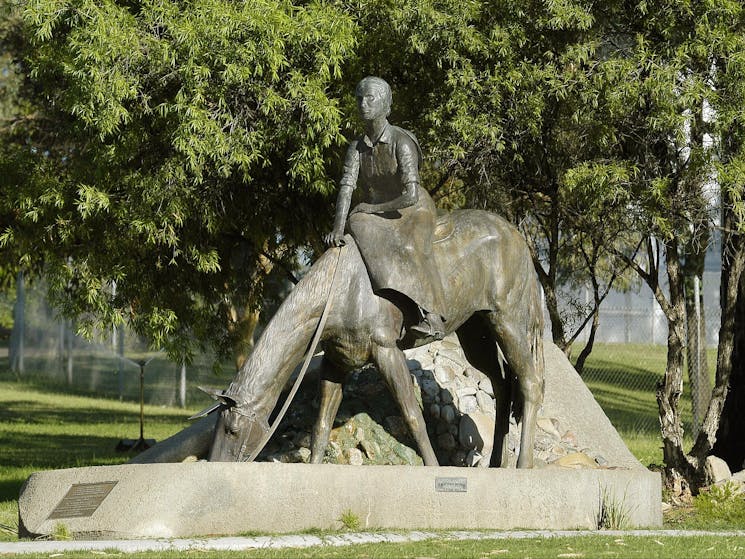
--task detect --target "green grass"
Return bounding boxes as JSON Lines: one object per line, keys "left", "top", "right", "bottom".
{"left": 0, "top": 367, "right": 208, "bottom": 541}
{"left": 8, "top": 535, "right": 745, "bottom": 559}
{"left": 2, "top": 342, "right": 744, "bottom": 557}
{"left": 575, "top": 343, "right": 717, "bottom": 465}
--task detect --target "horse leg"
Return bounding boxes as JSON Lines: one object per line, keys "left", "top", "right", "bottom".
{"left": 371, "top": 344, "right": 439, "bottom": 466}
{"left": 490, "top": 314, "right": 544, "bottom": 469}
{"left": 310, "top": 357, "right": 345, "bottom": 464}
{"left": 456, "top": 313, "right": 511, "bottom": 467}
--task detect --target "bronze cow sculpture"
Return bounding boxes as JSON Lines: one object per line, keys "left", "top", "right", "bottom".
{"left": 202, "top": 209, "right": 544, "bottom": 468}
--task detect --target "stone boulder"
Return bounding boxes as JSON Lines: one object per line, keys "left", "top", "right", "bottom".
{"left": 253, "top": 336, "right": 643, "bottom": 470}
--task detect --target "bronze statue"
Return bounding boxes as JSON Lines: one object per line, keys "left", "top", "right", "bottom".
{"left": 203, "top": 222, "right": 544, "bottom": 467}
{"left": 325, "top": 77, "right": 446, "bottom": 341}
{"left": 199, "top": 78, "right": 545, "bottom": 468}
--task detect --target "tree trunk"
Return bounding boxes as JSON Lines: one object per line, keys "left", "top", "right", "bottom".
{"left": 685, "top": 182, "right": 745, "bottom": 492}
{"left": 711, "top": 260, "right": 745, "bottom": 472}
{"left": 574, "top": 296, "right": 601, "bottom": 375}
{"left": 656, "top": 241, "right": 697, "bottom": 496}
{"left": 685, "top": 273, "right": 711, "bottom": 437}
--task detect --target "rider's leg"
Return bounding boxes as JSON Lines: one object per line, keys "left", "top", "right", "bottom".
{"left": 406, "top": 206, "right": 447, "bottom": 339}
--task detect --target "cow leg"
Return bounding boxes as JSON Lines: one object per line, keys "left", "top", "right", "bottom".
{"left": 490, "top": 314, "right": 543, "bottom": 469}
{"left": 310, "top": 357, "right": 345, "bottom": 464}
{"left": 372, "top": 344, "right": 439, "bottom": 466}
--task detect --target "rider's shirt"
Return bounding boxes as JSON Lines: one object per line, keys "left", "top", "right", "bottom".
{"left": 339, "top": 121, "right": 446, "bottom": 320}
{"left": 340, "top": 122, "right": 421, "bottom": 204}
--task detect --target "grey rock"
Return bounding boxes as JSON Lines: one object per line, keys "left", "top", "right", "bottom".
{"left": 457, "top": 386, "right": 478, "bottom": 398}
{"left": 476, "top": 390, "right": 496, "bottom": 414}
{"left": 292, "top": 448, "right": 311, "bottom": 463}
{"left": 345, "top": 447, "right": 364, "bottom": 466}
{"left": 416, "top": 375, "right": 441, "bottom": 399}
{"left": 466, "top": 449, "right": 484, "bottom": 467}
{"left": 537, "top": 417, "right": 562, "bottom": 440}
{"left": 705, "top": 455, "right": 732, "bottom": 485}
{"left": 441, "top": 404, "right": 456, "bottom": 424}
{"left": 552, "top": 452, "right": 599, "bottom": 469}
{"left": 433, "top": 362, "right": 458, "bottom": 384}
{"left": 733, "top": 469, "right": 745, "bottom": 483}
{"left": 478, "top": 377, "right": 495, "bottom": 397}
{"left": 360, "top": 439, "right": 380, "bottom": 461}
{"left": 460, "top": 395, "right": 478, "bottom": 414}
{"left": 451, "top": 450, "right": 467, "bottom": 466}
{"left": 440, "top": 389, "right": 454, "bottom": 405}
{"left": 561, "top": 431, "right": 578, "bottom": 447}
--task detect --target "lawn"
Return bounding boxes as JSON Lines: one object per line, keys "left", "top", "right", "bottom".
{"left": 576, "top": 342, "right": 717, "bottom": 466}
{"left": 2, "top": 342, "right": 744, "bottom": 558}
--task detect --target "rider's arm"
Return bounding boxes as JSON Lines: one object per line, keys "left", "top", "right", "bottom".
{"left": 325, "top": 143, "right": 359, "bottom": 246}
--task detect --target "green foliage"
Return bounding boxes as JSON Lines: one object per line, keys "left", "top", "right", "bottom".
{"left": 1, "top": 0, "right": 358, "bottom": 360}
{"left": 1, "top": 0, "right": 744, "bottom": 378}
{"left": 597, "top": 487, "right": 631, "bottom": 530}
{"left": 694, "top": 483, "right": 745, "bottom": 527}
{"left": 337, "top": 509, "right": 362, "bottom": 531}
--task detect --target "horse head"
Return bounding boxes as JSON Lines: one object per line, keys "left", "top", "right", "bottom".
{"left": 190, "top": 386, "right": 270, "bottom": 462}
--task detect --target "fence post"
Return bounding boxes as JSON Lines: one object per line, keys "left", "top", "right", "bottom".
{"left": 179, "top": 360, "right": 187, "bottom": 408}
{"left": 10, "top": 271, "right": 25, "bottom": 374}
{"left": 117, "top": 327, "right": 125, "bottom": 400}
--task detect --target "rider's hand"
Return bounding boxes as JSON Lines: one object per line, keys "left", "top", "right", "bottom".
{"left": 350, "top": 202, "right": 375, "bottom": 215}
{"left": 324, "top": 230, "right": 346, "bottom": 247}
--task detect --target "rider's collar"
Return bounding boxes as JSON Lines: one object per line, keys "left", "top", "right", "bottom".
{"left": 362, "top": 121, "right": 391, "bottom": 148}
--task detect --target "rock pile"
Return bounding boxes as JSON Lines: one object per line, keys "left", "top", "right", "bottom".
{"left": 258, "top": 335, "right": 609, "bottom": 469}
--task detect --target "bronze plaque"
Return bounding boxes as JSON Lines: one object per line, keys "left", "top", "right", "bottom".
{"left": 47, "top": 481, "right": 118, "bottom": 519}
{"left": 435, "top": 477, "right": 467, "bottom": 493}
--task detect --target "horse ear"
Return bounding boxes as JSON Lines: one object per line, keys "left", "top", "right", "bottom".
{"left": 198, "top": 385, "right": 224, "bottom": 400}
{"left": 197, "top": 385, "right": 238, "bottom": 408}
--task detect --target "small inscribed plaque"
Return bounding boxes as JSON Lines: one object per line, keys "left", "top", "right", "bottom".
{"left": 435, "top": 477, "right": 467, "bottom": 493}
{"left": 48, "top": 481, "right": 118, "bottom": 519}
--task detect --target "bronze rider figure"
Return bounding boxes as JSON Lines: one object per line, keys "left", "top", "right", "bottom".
{"left": 325, "top": 76, "right": 446, "bottom": 340}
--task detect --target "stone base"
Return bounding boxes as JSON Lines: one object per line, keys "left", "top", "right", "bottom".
{"left": 19, "top": 462, "right": 661, "bottom": 539}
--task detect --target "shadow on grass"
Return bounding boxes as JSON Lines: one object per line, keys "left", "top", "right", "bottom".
{"left": 579, "top": 357, "right": 694, "bottom": 436}
{"left": 0, "top": 430, "right": 138, "bottom": 501}
{"left": 0, "top": 399, "right": 191, "bottom": 427}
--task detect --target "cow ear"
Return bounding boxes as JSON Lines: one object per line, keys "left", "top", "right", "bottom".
{"left": 188, "top": 402, "right": 222, "bottom": 420}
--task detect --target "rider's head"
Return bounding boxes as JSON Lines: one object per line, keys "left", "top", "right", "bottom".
{"left": 355, "top": 76, "right": 392, "bottom": 121}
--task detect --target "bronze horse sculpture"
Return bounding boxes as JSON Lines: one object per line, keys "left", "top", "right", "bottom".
{"left": 200, "top": 209, "right": 545, "bottom": 468}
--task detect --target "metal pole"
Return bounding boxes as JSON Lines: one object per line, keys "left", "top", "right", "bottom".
{"left": 66, "top": 320, "right": 73, "bottom": 385}
{"left": 117, "top": 328, "right": 125, "bottom": 400}
{"left": 179, "top": 360, "right": 187, "bottom": 408}
{"left": 139, "top": 362, "right": 145, "bottom": 441}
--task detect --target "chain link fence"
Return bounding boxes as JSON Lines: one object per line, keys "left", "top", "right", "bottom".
{"left": 2, "top": 277, "right": 231, "bottom": 410}
{"left": 2, "top": 271, "right": 722, "bottom": 444}
{"left": 557, "top": 270, "right": 721, "bottom": 441}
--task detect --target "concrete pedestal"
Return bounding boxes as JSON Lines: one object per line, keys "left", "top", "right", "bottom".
{"left": 19, "top": 462, "right": 661, "bottom": 539}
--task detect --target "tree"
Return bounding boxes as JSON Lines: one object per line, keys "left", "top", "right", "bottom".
{"left": 598, "top": 0, "right": 745, "bottom": 495}
{"left": 1, "top": 0, "right": 357, "bottom": 364}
